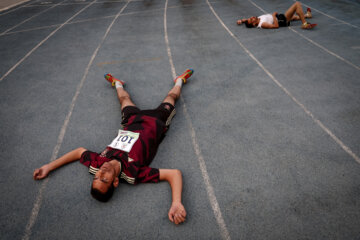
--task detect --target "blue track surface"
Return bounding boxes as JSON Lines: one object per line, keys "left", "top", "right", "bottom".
{"left": 1, "top": 0, "right": 359, "bottom": 239}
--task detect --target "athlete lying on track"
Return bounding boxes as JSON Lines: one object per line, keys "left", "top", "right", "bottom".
{"left": 33, "top": 69, "right": 194, "bottom": 225}
{"left": 237, "top": 1, "right": 316, "bottom": 29}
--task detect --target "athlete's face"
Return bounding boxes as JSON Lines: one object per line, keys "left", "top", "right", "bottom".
{"left": 247, "top": 16, "right": 259, "bottom": 27}
{"left": 92, "top": 162, "right": 118, "bottom": 193}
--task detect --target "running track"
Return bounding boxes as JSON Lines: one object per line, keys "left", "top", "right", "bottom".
{"left": 0, "top": 0, "right": 359, "bottom": 239}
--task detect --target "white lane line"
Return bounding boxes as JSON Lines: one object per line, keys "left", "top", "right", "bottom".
{"left": 23, "top": 2, "right": 89, "bottom": 7}
{"left": 164, "top": 1, "right": 231, "bottom": 240}
{"left": 288, "top": 27, "right": 360, "bottom": 71}
{"left": 1, "top": 23, "right": 62, "bottom": 36}
{"left": 0, "top": 0, "right": 97, "bottom": 83}
{"left": 206, "top": 0, "right": 360, "bottom": 164}
{"left": 1, "top": 2, "right": 212, "bottom": 36}
{"left": 0, "top": 0, "right": 30, "bottom": 13}
{"left": 22, "top": 1, "right": 132, "bottom": 239}
{"left": 0, "top": 0, "right": 41, "bottom": 15}
{"left": 163, "top": 0, "right": 176, "bottom": 79}
{"left": 248, "top": 0, "right": 360, "bottom": 71}
{"left": 293, "top": 0, "right": 359, "bottom": 29}
{"left": 24, "top": 0, "right": 142, "bottom": 7}
{"left": 0, "top": 0, "right": 66, "bottom": 36}
{"left": 248, "top": 0, "right": 266, "bottom": 13}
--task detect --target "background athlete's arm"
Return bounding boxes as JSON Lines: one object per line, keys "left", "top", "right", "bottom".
{"left": 159, "top": 169, "right": 187, "bottom": 224}
{"left": 237, "top": 18, "right": 249, "bottom": 25}
{"left": 261, "top": 12, "right": 279, "bottom": 29}
{"left": 33, "top": 147, "right": 87, "bottom": 180}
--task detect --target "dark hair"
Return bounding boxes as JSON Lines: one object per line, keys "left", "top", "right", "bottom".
{"left": 244, "top": 20, "right": 254, "bottom": 28}
{"left": 91, "top": 184, "right": 114, "bottom": 202}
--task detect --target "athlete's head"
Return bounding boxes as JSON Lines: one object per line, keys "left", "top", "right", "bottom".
{"left": 91, "top": 161, "right": 120, "bottom": 202}
{"left": 245, "top": 16, "right": 259, "bottom": 28}
{"left": 91, "top": 184, "right": 114, "bottom": 202}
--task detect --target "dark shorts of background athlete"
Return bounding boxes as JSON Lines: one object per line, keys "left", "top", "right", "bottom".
{"left": 276, "top": 13, "right": 290, "bottom": 27}
{"left": 122, "top": 102, "right": 175, "bottom": 126}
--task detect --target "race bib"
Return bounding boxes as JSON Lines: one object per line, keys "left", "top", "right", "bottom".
{"left": 108, "top": 130, "right": 139, "bottom": 152}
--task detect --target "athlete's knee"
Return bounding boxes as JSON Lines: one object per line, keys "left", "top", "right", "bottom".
{"left": 167, "top": 92, "right": 179, "bottom": 100}
{"left": 119, "top": 95, "right": 131, "bottom": 103}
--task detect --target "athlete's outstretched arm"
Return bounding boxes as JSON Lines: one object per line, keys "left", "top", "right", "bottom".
{"left": 159, "top": 169, "right": 187, "bottom": 224}
{"left": 237, "top": 18, "right": 249, "bottom": 25}
{"left": 33, "top": 147, "right": 87, "bottom": 180}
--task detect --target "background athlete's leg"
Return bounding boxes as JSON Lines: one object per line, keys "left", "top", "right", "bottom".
{"left": 291, "top": 8, "right": 311, "bottom": 21}
{"left": 284, "top": 1, "right": 306, "bottom": 24}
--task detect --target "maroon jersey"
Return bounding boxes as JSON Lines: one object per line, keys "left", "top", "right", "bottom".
{"left": 80, "top": 112, "right": 170, "bottom": 184}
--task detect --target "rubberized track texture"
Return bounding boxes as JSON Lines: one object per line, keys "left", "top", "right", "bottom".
{"left": 0, "top": 0, "right": 359, "bottom": 239}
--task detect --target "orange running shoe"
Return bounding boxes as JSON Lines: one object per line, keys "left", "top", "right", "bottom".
{"left": 104, "top": 73, "right": 125, "bottom": 87}
{"left": 174, "top": 69, "right": 194, "bottom": 84}
{"left": 301, "top": 22, "right": 317, "bottom": 29}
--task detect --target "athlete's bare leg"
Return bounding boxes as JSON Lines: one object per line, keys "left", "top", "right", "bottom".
{"left": 116, "top": 87, "right": 136, "bottom": 110}
{"left": 291, "top": 9, "right": 311, "bottom": 21}
{"left": 162, "top": 69, "right": 194, "bottom": 106}
{"left": 163, "top": 85, "right": 181, "bottom": 106}
{"left": 285, "top": 1, "right": 306, "bottom": 24}
{"left": 291, "top": 15, "right": 300, "bottom": 21}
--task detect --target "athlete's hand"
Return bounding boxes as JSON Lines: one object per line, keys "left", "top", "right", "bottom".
{"left": 33, "top": 164, "right": 51, "bottom": 180}
{"left": 168, "top": 202, "right": 186, "bottom": 224}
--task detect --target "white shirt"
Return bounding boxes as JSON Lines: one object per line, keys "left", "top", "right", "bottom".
{"left": 258, "top": 14, "right": 274, "bottom": 28}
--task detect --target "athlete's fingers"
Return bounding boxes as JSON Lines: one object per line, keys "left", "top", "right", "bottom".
{"left": 174, "top": 212, "right": 180, "bottom": 224}
{"left": 181, "top": 209, "right": 187, "bottom": 218}
{"left": 178, "top": 214, "right": 185, "bottom": 223}
{"left": 174, "top": 213, "right": 185, "bottom": 224}
{"left": 176, "top": 216, "right": 185, "bottom": 224}
{"left": 168, "top": 212, "right": 174, "bottom": 223}
{"left": 33, "top": 169, "right": 40, "bottom": 179}
{"left": 174, "top": 215, "right": 180, "bottom": 224}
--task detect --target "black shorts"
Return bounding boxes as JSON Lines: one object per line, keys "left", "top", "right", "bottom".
{"left": 121, "top": 102, "right": 176, "bottom": 127}
{"left": 276, "top": 13, "right": 290, "bottom": 27}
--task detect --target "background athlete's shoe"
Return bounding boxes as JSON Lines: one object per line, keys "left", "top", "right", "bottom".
{"left": 104, "top": 73, "right": 125, "bottom": 87}
{"left": 174, "top": 69, "right": 194, "bottom": 84}
{"left": 301, "top": 22, "right": 317, "bottom": 29}
{"left": 305, "top": 8, "right": 312, "bottom": 18}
